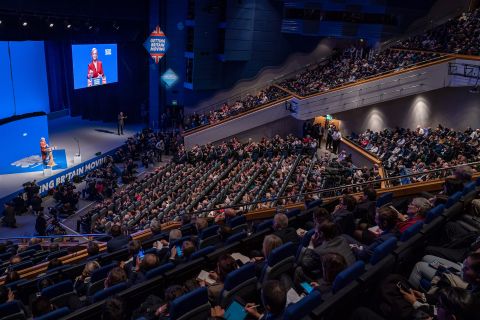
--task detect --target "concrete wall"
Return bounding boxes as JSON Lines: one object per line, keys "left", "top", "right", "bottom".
{"left": 221, "top": 116, "right": 304, "bottom": 144}
{"left": 335, "top": 87, "right": 480, "bottom": 135}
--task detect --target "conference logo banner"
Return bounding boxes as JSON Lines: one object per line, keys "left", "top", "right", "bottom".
{"left": 144, "top": 26, "right": 169, "bottom": 64}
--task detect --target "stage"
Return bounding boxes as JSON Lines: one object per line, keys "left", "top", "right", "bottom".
{"left": 0, "top": 116, "right": 143, "bottom": 200}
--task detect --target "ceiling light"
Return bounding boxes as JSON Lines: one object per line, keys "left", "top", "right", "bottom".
{"left": 22, "top": 21, "right": 28, "bottom": 27}
{"left": 49, "top": 23, "right": 54, "bottom": 28}
{"left": 67, "top": 24, "right": 71, "bottom": 29}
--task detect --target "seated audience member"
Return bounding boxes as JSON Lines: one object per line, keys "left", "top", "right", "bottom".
{"left": 87, "top": 241, "right": 100, "bottom": 257}
{"left": 195, "top": 217, "right": 209, "bottom": 235}
{"left": 251, "top": 235, "right": 283, "bottom": 271}
{"left": 104, "top": 267, "right": 128, "bottom": 288}
{"left": 311, "top": 253, "right": 348, "bottom": 294}
{"left": 129, "top": 253, "right": 161, "bottom": 285}
{"left": 245, "top": 280, "right": 287, "bottom": 320}
{"left": 44, "top": 258, "right": 64, "bottom": 275}
{"left": 74, "top": 261, "right": 101, "bottom": 296}
{"left": 0, "top": 285, "right": 28, "bottom": 316}
{"left": 31, "top": 296, "right": 55, "bottom": 318}
{"left": 107, "top": 225, "right": 130, "bottom": 253}
{"left": 354, "top": 187, "right": 377, "bottom": 225}
{"left": 332, "top": 195, "right": 357, "bottom": 236}
{"left": 354, "top": 206, "right": 399, "bottom": 261}
{"left": 296, "top": 221, "right": 355, "bottom": 284}
{"left": 200, "top": 254, "right": 239, "bottom": 305}
{"left": 169, "top": 240, "right": 196, "bottom": 264}
{"left": 150, "top": 219, "right": 163, "bottom": 235}
{"left": 408, "top": 251, "right": 480, "bottom": 293}
{"left": 351, "top": 286, "right": 480, "bottom": 320}
{"left": 102, "top": 296, "right": 126, "bottom": 320}
{"left": 272, "top": 213, "right": 300, "bottom": 245}
{"left": 151, "top": 285, "right": 187, "bottom": 320}
{"left": 4, "top": 271, "right": 20, "bottom": 284}
{"left": 396, "top": 197, "right": 432, "bottom": 233}
{"left": 122, "top": 240, "right": 142, "bottom": 278}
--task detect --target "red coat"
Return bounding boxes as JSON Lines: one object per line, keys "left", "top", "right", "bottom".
{"left": 87, "top": 61, "right": 104, "bottom": 78}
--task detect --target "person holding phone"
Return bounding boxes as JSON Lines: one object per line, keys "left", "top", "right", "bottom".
{"left": 169, "top": 240, "right": 196, "bottom": 264}
{"left": 128, "top": 253, "right": 160, "bottom": 286}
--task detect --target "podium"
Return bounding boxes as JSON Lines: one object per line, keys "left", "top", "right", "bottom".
{"left": 43, "top": 167, "right": 52, "bottom": 177}
{"left": 73, "top": 154, "right": 82, "bottom": 165}
{"left": 87, "top": 76, "right": 107, "bottom": 87}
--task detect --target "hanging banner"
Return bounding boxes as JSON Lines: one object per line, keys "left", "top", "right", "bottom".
{"left": 144, "top": 26, "right": 169, "bottom": 63}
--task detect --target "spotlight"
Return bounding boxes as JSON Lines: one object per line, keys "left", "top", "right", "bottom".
{"left": 49, "top": 23, "right": 54, "bottom": 28}
{"left": 0, "top": 20, "right": 2, "bottom": 25}
{"left": 22, "top": 21, "right": 28, "bottom": 27}
{"left": 67, "top": 24, "right": 71, "bottom": 29}
{"left": 88, "top": 25, "right": 93, "bottom": 30}
{"left": 113, "top": 23, "right": 120, "bottom": 30}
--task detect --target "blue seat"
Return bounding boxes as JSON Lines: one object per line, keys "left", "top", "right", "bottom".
{"left": 225, "top": 231, "right": 248, "bottom": 245}
{"left": 307, "top": 199, "right": 322, "bottom": 209}
{"left": 0, "top": 252, "right": 13, "bottom": 261}
{"left": 261, "top": 242, "right": 296, "bottom": 283}
{"left": 190, "top": 246, "right": 216, "bottom": 260}
{"left": 18, "top": 249, "right": 36, "bottom": 258}
{"left": 445, "top": 191, "right": 462, "bottom": 209}
{"left": 90, "top": 262, "right": 116, "bottom": 283}
{"left": 169, "top": 287, "right": 211, "bottom": 320}
{"left": 332, "top": 261, "right": 365, "bottom": 293}
{"left": 199, "top": 225, "right": 220, "bottom": 240}
{"left": 146, "top": 262, "right": 175, "bottom": 280}
{"left": 284, "top": 290, "right": 322, "bottom": 320}
{"left": 400, "top": 221, "right": 424, "bottom": 242}
{"left": 227, "top": 215, "right": 246, "bottom": 229}
{"left": 87, "top": 262, "right": 116, "bottom": 296}
{"left": 463, "top": 181, "right": 476, "bottom": 195}
{"left": 376, "top": 192, "right": 393, "bottom": 208}
{"left": 296, "top": 229, "right": 315, "bottom": 260}
{"left": 27, "top": 244, "right": 42, "bottom": 252}
{"left": 46, "top": 249, "right": 68, "bottom": 261}
{"left": 476, "top": 177, "right": 480, "bottom": 186}
{"left": 10, "top": 260, "right": 33, "bottom": 271}
{"left": 0, "top": 301, "right": 22, "bottom": 319}
{"left": 34, "top": 307, "right": 70, "bottom": 320}
{"left": 254, "top": 219, "right": 273, "bottom": 232}
{"left": 41, "top": 280, "right": 73, "bottom": 299}
{"left": 220, "top": 263, "right": 257, "bottom": 307}
{"left": 370, "top": 238, "right": 397, "bottom": 265}
{"left": 92, "top": 282, "right": 128, "bottom": 303}
{"left": 425, "top": 204, "right": 445, "bottom": 224}
{"left": 286, "top": 208, "right": 301, "bottom": 218}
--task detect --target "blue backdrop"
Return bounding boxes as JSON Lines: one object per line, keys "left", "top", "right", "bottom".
{"left": 72, "top": 44, "right": 118, "bottom": 89}
{"left": 0, "top": 41, "right": 50, "bottom": 119}
{"left": 0, "top": 115, "right": 51, "bottom": 174}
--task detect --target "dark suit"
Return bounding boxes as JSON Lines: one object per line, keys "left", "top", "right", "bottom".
{"left": 274, "top": 227, "right": 300, "bottom": 246}
{"left": 3, "top": 206, "right": 16, "bottom": 228}
{"left": 357, "top": 232, "right": 397, "bottom": 262}
{"left": 333, "top": 209, "right": 355, "bottom": 236}
{"left": 107, "top": 235, "right": 130, "bottom": 253}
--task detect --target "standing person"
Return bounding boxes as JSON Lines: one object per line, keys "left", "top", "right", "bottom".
{"left": 326, "top": 125, "right": 333, "bottom": 150}
{"left": 35, "top": 213, "right": 47, "bottom": 236}
{"left": 117, "top": 112, "right": 127, "bottom": 135}
{"left": 155, "top": 138, "right": 165, "bottom": 162}
{"left": 332, "top": 128, "right": 342, "bottom": 154}
{"left": 2, "top": 203, "right": 16, "bottom": 228}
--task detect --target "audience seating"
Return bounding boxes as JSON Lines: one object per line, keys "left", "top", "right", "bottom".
{"left": 169, "top": 287, "right": 210, "bottom": 320}
{"left": 284, "top": 290, "right": 322, "bottom": 320}
{"left": 220, "top": 263, "right": 257, "bottom": 308}
{"left": 91, "top": 282, "right": 128, "bottom": 303}
{"left": 34, "top": 307, "right": 70, "bottom": 320}
{"left": 260, "top": 242, "right": 296, "bottom": 284}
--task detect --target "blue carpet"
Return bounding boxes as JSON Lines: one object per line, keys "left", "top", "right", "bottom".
{"left": 1, "top": 149, "right": 68, "bottom": 174}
